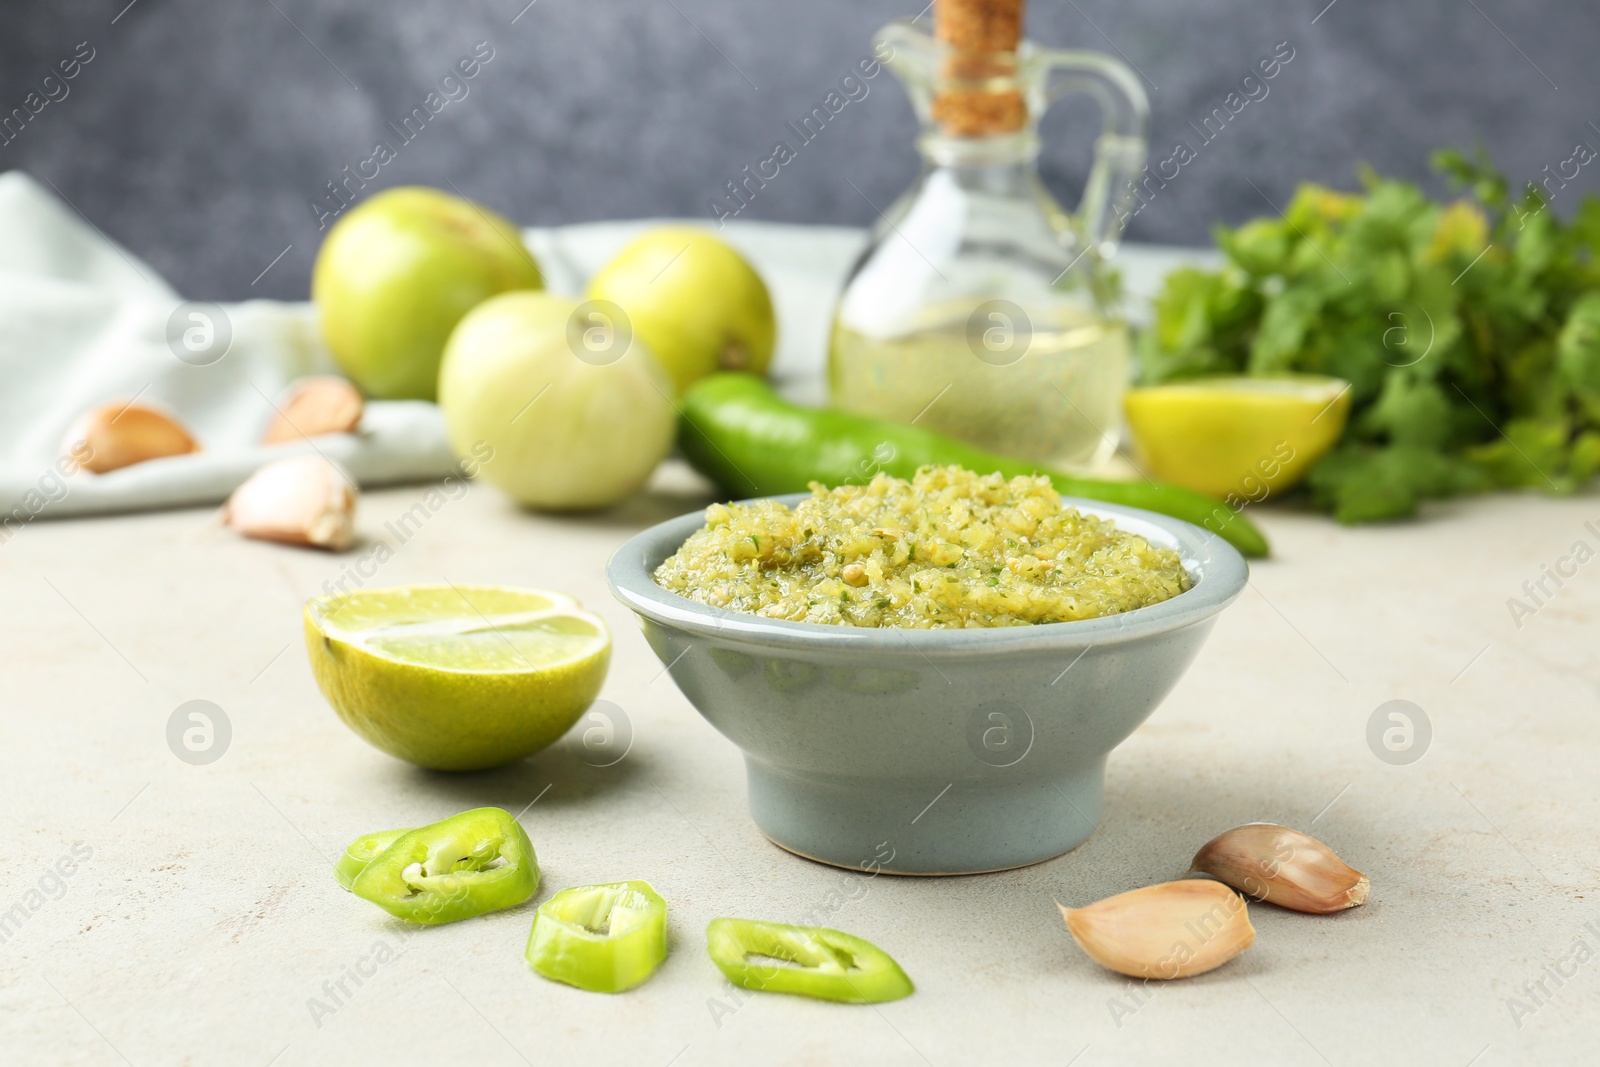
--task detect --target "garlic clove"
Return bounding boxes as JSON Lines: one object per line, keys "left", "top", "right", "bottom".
{"left": 65, "top": 401, "right": 201, "bottom": 473}
{"left": 1059, "top": 879, "right": 1254, "bottom": 980}
{"left": 224, "top": 456, "right": 356, "bottom": 551}
{"left": 1190, "top": 823, "right": 1369, "bottom": 914}
{"left": 262, "top": 376, "right": 364, "bottom": 445}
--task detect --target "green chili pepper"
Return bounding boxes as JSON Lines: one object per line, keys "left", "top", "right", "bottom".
{"left": 705, "top": 918, "right": 914, "bottom": 1004}
{"left": 679, "top": 372, "right": 1269, "bottom": 558}
{"left": 350, "top": 807, "right": 538, "bottom": 925}
{"left": 333, "top": 827, "right": 413, "bottom": 891}
{"left": 525, "top": 880, "right": 668, "bottom": 993}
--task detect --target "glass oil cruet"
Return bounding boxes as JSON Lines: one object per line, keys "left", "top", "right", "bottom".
{"left": 828, "top": 0, "right": 1149, "bottom": 471}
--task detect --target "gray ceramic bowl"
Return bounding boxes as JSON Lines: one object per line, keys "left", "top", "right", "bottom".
{"left": 607, "top": 494, "right": 1247, "bottom": 876}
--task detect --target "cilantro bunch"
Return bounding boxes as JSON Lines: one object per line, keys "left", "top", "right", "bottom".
{"left": 1137, "top": 148, "right": 1600, "bottom": 522}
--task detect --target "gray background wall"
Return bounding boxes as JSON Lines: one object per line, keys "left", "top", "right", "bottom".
{"left": 1, "top": 1, "right": 1594, "bottom": 301}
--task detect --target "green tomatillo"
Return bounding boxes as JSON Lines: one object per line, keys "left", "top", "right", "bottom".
{"left": 584, "top": 227, "right": 775, "bottom": 393}
{"left": 437, "top": 291, "right": 676, "bottom": 511}
{"left": 312, "top": 187, "right": 543, "bottom": 400}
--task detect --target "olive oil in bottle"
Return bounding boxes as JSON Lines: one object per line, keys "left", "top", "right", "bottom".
{"left": 829, "top": 300, "right": 1128, "bottom": 471}
{"left": 825, "top": 9, "right": 1148, "bottom": 473}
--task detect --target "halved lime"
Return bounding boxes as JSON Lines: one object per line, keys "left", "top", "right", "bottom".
{"left": 1123, "top": 375, "right": 1351, "bottom": 499}
{"left": 304, "top": 585, "right": 611, "bottom": 771}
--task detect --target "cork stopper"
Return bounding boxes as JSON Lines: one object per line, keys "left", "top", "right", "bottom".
{"left": 932, "top": 0, "right": 1027, "bottom": 137}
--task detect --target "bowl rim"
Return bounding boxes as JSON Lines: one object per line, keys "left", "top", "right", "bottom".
{"left": 606, "top": 492, "right": 1249, "bottom": 655}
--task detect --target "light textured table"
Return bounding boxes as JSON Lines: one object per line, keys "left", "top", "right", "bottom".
{"left": 3, "top": 461, "right": 1597, "bottom": 1066}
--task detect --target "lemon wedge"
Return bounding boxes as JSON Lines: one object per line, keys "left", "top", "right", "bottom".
{"left": 304, "top": 585, "right": 610, "bottom": 771}
{"left": 1123, "top": 376, "right": 1351, "bottom": 500}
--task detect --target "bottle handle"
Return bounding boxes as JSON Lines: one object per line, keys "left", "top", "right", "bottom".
{"left": 1035, "top": 48, "right": 1149, "bottom": 256}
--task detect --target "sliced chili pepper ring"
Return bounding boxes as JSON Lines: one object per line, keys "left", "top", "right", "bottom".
{"left": 333, "top": 827, "right": 413, "bottom": 890}
{"left": 705, "top": 918, "right": 914, "bottom": 1004}
{"left": 525, "top": 880, "right": 668, "bottom": 993}
{"left": 351, "top": 807, "right": 538, "bottom": 924}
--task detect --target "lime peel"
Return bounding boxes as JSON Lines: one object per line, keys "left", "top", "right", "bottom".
{"left": 1124, "top": 374, "right": 1351, "bottom": 500}
{"left": 305, "top": 584, "right": 611, "bottom": 771}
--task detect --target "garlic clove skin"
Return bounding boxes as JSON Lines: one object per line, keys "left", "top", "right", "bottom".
{"left": 262, "top": 376, "right": 364, "bottom": 445}
{"left": 224, "top": 456, "right": 356, "bottom": 551}
{"left": 65, "top": 401, "right": 201, "bottom": 474}
{"left": 1059, "top": 879, "right": 1254, "bottom": 980}
{"left": 1190, "top": 823, "right": 1369, "bottom": 914}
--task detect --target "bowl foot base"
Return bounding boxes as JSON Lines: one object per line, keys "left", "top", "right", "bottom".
{"left": 745, "top": 759, "right": 1106, "bottom": 876}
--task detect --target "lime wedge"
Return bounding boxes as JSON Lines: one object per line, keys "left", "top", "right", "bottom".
{"left": 1123, "top": 375, "right": 1350, "bottom": 499}
{"left": 305, "top": 585, "right": 611, "bottom": 771}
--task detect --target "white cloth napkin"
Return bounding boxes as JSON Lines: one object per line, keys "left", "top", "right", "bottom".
{"left": 0, "top": 172, "right": 456, "bottom": 522}
{"left": 0, "top": 170, "right": 1203, "bottom": 523}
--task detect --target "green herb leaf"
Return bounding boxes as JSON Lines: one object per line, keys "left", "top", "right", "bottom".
{"left": 1140, "top": 147, "right": 1600, "bottom": 521}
